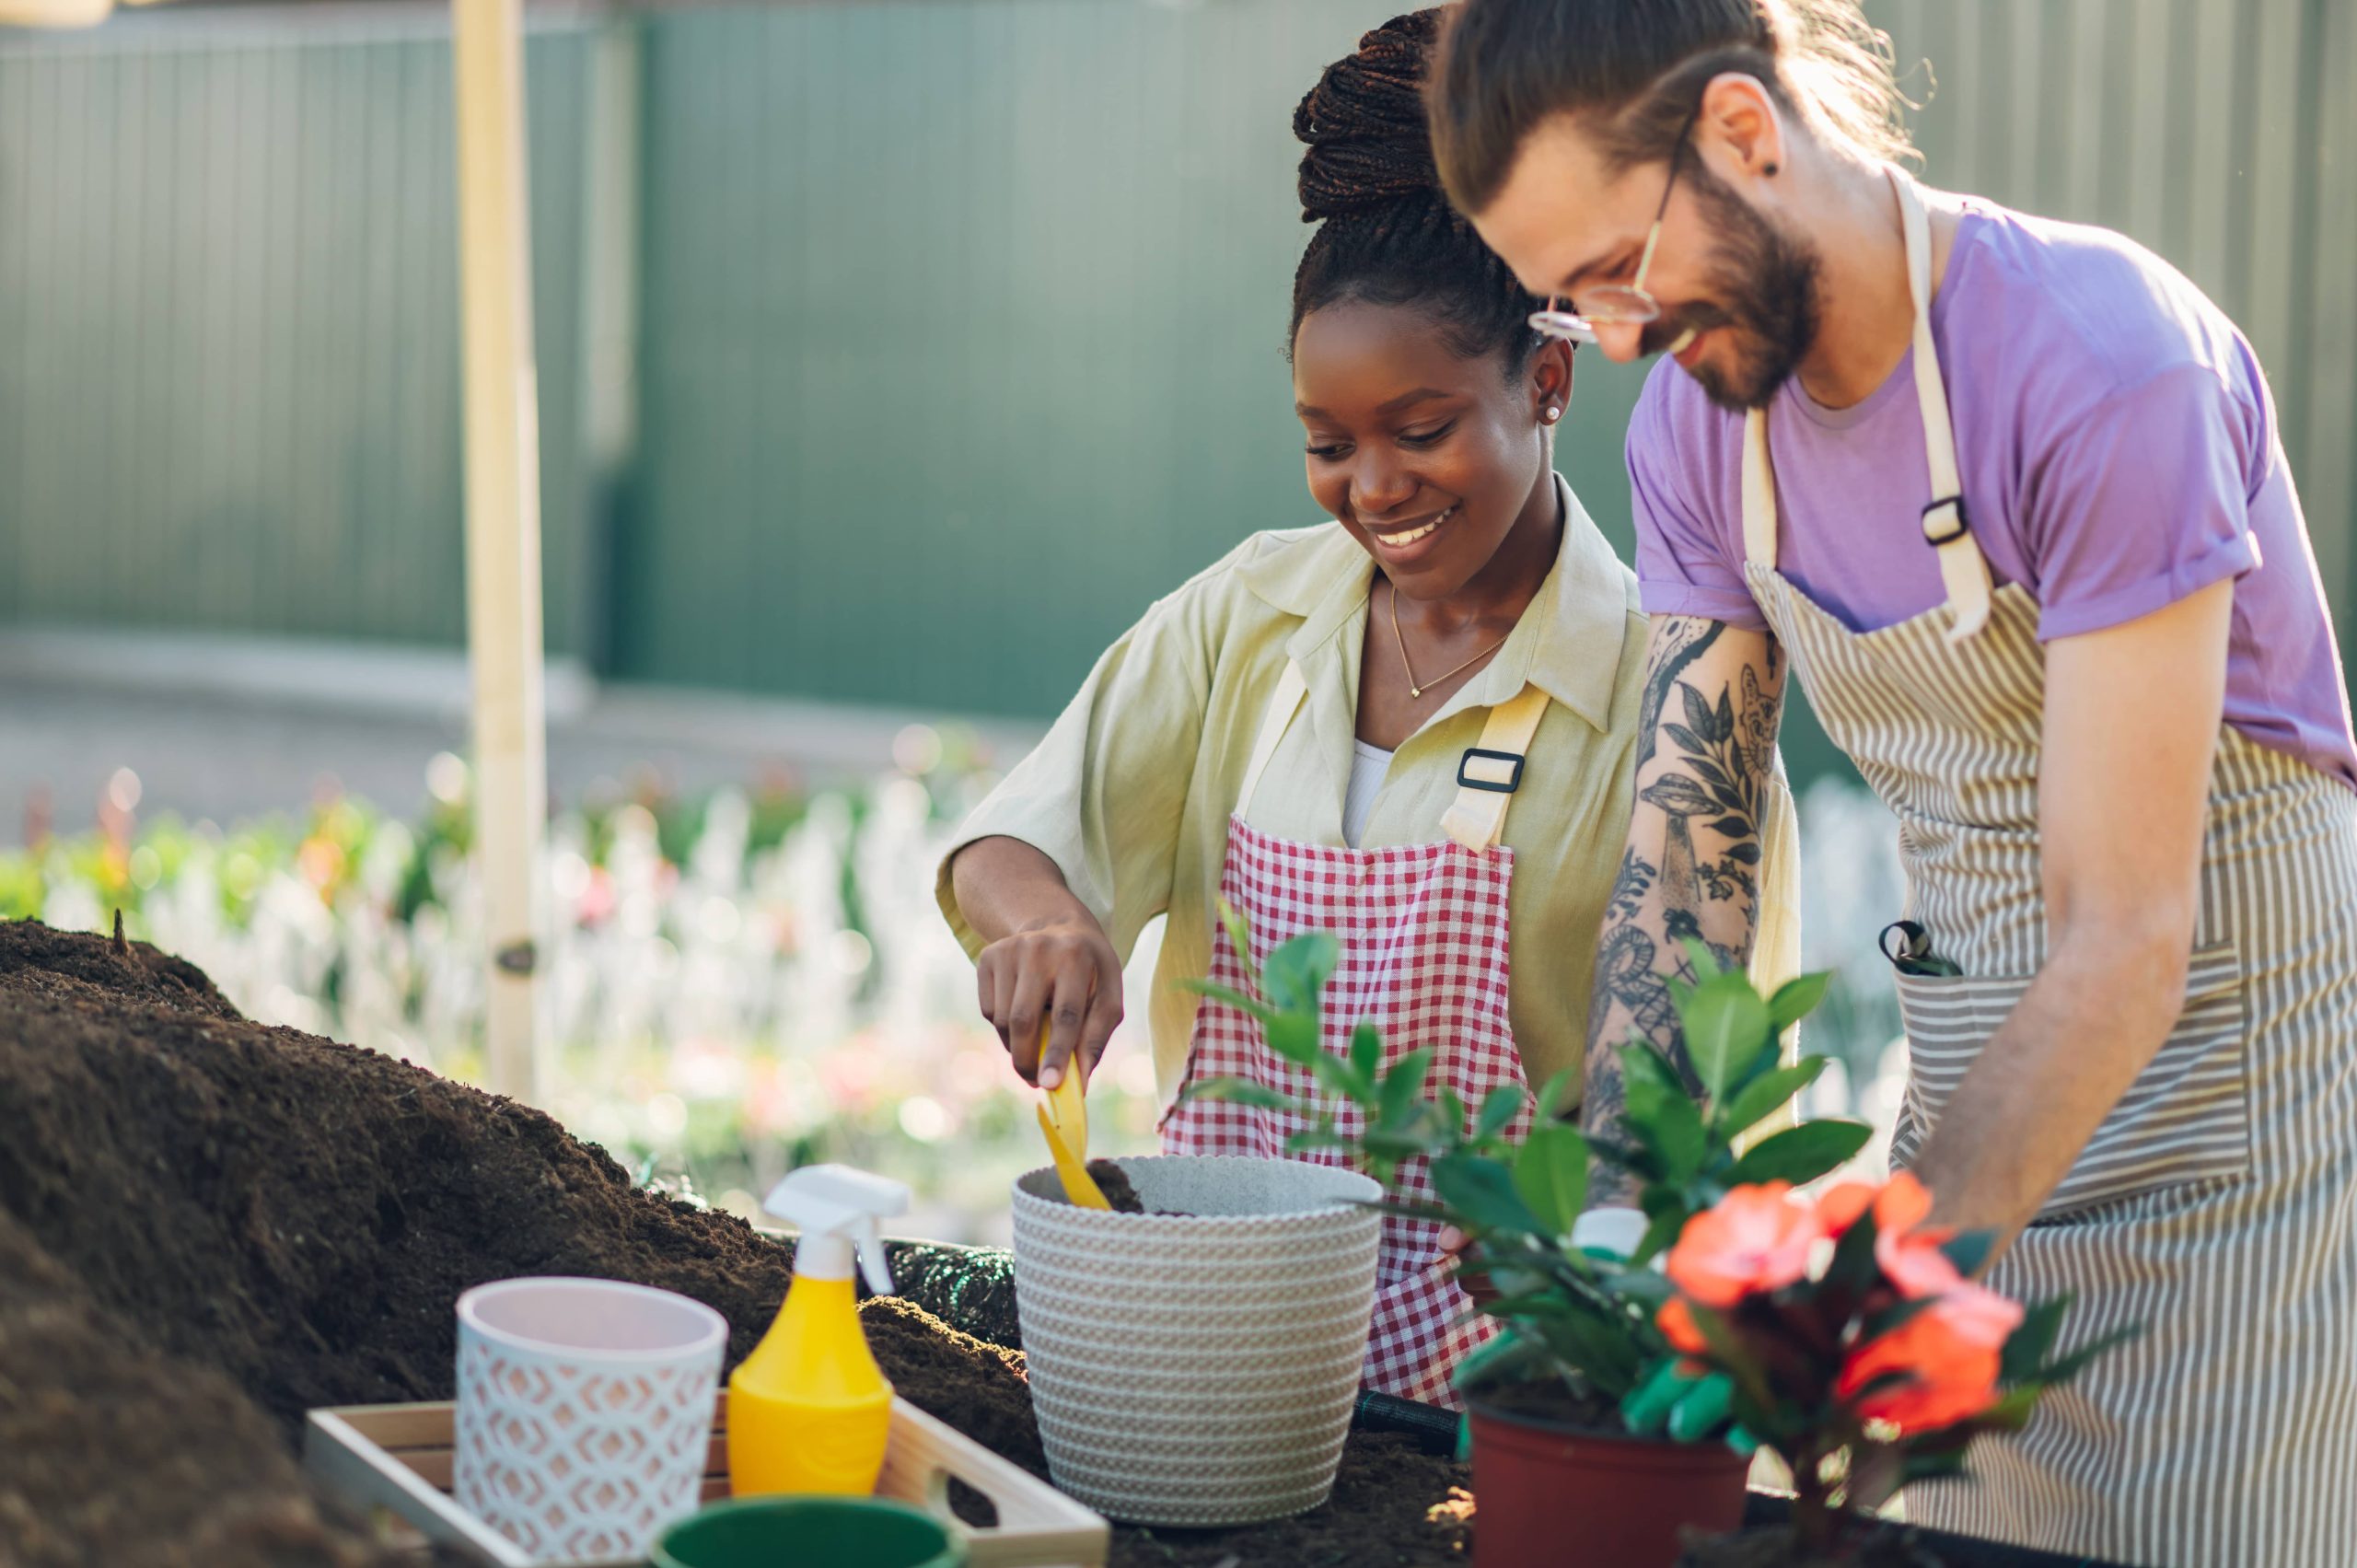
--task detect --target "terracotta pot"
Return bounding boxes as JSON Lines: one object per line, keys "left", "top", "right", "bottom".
{"left": 1469, "top": 1400, "right": 1751, "bottom": 1568}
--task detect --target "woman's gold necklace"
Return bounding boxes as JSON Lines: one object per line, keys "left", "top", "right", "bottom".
{"left": 1388, "top": 582, "right": 1509, "bottom": 701}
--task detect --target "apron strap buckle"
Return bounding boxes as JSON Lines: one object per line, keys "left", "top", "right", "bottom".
{"left": 1922, "top": 494, "right": 1969, "bottom": 548}
{"left": 1456, "top": 747, "right": 1526, "bottom": 795}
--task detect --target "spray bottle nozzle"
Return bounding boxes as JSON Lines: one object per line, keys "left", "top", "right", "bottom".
{"left": 763, "top": 1165, "right": 911, "bottom": 1295}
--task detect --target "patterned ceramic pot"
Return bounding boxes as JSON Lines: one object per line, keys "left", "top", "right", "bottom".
{"left": 1011, "top": 1156, "right": 1381, "bottom": 1527}
{"left": 455, "top": 1276, "right": 729, "bottom": 1563}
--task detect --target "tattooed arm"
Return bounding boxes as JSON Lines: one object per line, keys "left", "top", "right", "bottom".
{"left": 1584, "top": 615, "right": 1787, "bottom": 1202}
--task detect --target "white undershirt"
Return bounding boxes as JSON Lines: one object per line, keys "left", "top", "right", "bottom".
{"left": 1342, "top": 739, "right": 1394, "bottom": 848}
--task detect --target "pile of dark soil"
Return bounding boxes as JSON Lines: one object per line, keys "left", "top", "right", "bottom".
{"left": 0, "top": 1208, "right": 425, "bottom": 1568}
{"left": 0, "top": 918, "right": 1472, "bottom": 1566}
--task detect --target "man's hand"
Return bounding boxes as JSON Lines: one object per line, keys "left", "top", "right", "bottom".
{"left": 1910, "top": 579, "right": 2233, "bottom": 1249}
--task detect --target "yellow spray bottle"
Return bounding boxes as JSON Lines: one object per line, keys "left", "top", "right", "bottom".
{"left": 727, "top": 1164, "right": 910, "bottom": 1497}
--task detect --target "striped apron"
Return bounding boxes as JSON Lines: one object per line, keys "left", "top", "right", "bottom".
{"left": 1741, "top": 171, "right": 2357, "bottom": 1566}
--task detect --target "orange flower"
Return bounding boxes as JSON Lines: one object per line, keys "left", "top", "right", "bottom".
{"left": 1813, "top": 1172, "right": 1968, "bottom": 1299}
{"left": 1666, "top": 1182, "right": 1818, "bottom": 1307}
{"left": 1836, "top": 1284, "right": 2025, "bottom": 1434}
{"left": 1922, "top": 1282, "right": 2024, "bottom": 1350}
{"left": 1812, "top": 1180, "right": 1877, "bottom": 1237}
{"left": 1657, "top": 1295, "right": 1710, "bottom": 1356}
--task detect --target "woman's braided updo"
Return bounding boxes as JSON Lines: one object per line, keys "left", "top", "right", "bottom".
{"left": 1289, "top": 9, "right": 1545, "bottom": 376}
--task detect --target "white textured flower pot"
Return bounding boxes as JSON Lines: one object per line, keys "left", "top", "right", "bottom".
{"left": 454, "top": 1277, "right": 728, "bottom": 1563}
{"left": 1011, "top": 1155, "right": 1382, "bottom": 1527}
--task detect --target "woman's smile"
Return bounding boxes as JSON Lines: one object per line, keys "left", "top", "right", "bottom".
{"left": 1364, "top": 504, "right": 1457, "bottom": 563}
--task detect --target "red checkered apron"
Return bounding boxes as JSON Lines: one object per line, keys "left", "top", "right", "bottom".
{"left": 1161, "top": 664, "right": 1546, "bottom": 1407}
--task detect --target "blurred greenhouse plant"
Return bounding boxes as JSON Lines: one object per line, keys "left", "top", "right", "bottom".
{"left": 2, "top": 749, "right": 1906, "bottom": 1243}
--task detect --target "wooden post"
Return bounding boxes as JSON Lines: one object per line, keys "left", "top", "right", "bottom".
{"left": 451, "top": 0, "right": 547, "bottom": 1103}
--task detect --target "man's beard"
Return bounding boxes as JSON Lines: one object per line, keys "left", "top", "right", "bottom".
{"left": 1641, "top": 160, "right": 1823, "bottom": 412}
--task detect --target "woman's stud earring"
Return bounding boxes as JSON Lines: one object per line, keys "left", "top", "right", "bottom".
{"left": 1543, "top": 405, "right": 1562, "bottom": 424}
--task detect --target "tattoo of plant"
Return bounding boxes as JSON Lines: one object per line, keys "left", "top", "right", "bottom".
{"left": 1635, "top": 620, "right": 1724, "bottom": 770}
{"left": 1584, "top": 633, "right": 1781, "bottom": 1177}
{"left": 1641, "top": 664, "right": 1778, "bottom": 905}
{"left": 1605, "top": 848, "right": 1655, "bottom": 924}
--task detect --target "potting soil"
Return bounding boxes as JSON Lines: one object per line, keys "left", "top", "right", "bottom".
{"left": 1086, "top": 1158, "right": 1149, "bottom": 1214}
{"left": 0, "top": 1208, "right": 431, "bottom": 1568}
{"left": 0, "top": 919, "right": 1470, "bottom": 1566}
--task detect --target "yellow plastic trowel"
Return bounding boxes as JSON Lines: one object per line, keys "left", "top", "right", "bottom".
{"left": 1035, "top": 1024, "right": 1110, "bottom": 1210}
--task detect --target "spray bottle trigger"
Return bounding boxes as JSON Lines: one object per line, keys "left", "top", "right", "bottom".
{"left": 853, "top": 1216, "right": 894, "bottom": 1295}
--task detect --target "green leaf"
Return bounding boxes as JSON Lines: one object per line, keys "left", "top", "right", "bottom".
{"left": 1363, "top": 1129, "right": 1439, "bottom": 1165}
{"left": 1215, "top": 899, "right": 1258, "bottom": 989}
{"left": 1429, "top": 1153, "right": 1546, "bottom": 1237}
{"left": 1940, "top": 1228, "right": 1999, "bottom": 1281}
{"left": 1531, "top": 1065, "right": 1579, "bottom": 1121}
{"left": 1999, "top": 1295, "right": 2072, "bottom": 1386}
{"left": 1174, "top": 979, "right": 1277, "bottom": 1027}
{"left": 1349, "top": 1022, "right": 1383, "bottom": 1084}
{"left": 1177, "top": 1076, "right": 1307, "bottom": 1114}
{"left": 1678, "top": 970, "right": 1774, "bottom": 1101}
{"left": 1451, "top": 1327, "right": 1546, "bottom": 1398}
{"left": 1724, "top": 1120, "right": 1873, "bottom": 1187}
{"left": 1260, "top": 932, "right": 1340, "bottom": 1015}
{"left": 1377, "top": 1049, "right": 1436, "bottom": 1128}
{"left": 1309, "top": 1052, "right": 1376, "bottom": 1106}
{"left": 2038, "top": 1322, "right": 2142, "bottom": 1388}
{"left": 1822, "top": 1200, "right": 1883, "bottom": 1295}
{"left": 1970, "top": 1386, "right": 2041, "bottom": 1434}
{"left": 1620, "top": 1357, "right": 1690, "bottom": 1436}
{"left": 1474, "top": 1084, "right": 1529, "bottom": 1141}
{"left": 1681, "top": 1301, "right": 1773, "bottom": 1415}
{"left": 1512, "top": 1124, "right": 1589, "bottom": 1234}
{"left": 1626, "top": 1073, "right": 1709, "bottom": 1184}
{"left": 1284, "top": 1127, "right": 1357, "bottom": 1155}
{"left": 1264, "top": 1013, "right": 1321, "bottom": 1065}
{"left": 1667, "top": 1372, "right": 1736, "bottom": 1443}
{"left": 1860, "top": 1295, "right": 1940, "bottom": 1342}
{"left": 1900, "top": 1448, "right": 1971, "bottom": 1486}
{"left": 1767, "top": 971, "right": 1832, "bottom": 1033}
{"left": 1597, "top": 1265, "right": 1676, "bottom": 1310}
{"left": 1680, "top": 937, "right": 1725, "bottom": 982}
{"left": 1631, "top": 1204, "right": 1686, "bottom": 1266}
{"left": 1528, "top": 1305, "right": 1644, "bottom": 1398}
{"left": 1620, "top": 1040, "right": 1687, "bottom": 1098}
{"left": 1715, "top": 1059, "right": 1827, "bottom": 1138}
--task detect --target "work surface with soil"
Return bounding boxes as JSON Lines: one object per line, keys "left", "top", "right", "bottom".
{"left": 0, "top": 919, "right": 1470, "bottom": 1567}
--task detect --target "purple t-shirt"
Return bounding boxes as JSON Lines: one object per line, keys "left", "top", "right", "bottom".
{"left": 1631, "top": 199, "right": 2357, "bottom": 791}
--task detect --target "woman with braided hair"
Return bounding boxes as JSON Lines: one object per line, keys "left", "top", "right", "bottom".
{"left": 940, "top": 10, "right": 1795, "bottom": 1405}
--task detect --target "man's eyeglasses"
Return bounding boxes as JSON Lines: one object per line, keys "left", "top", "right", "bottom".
{"left": 1528, "top": 105, "right": 1703, "bottom": 345}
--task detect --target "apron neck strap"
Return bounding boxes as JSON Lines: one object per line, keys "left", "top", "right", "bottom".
{"left": 1438, "top": 685, "right": 1550, "bottom": 852}
{"left": 1739, "top": 167, "right": 1993, "bottom": 642}
{"left": 1237, "top": 660, "right": 1548, "bottom": 853}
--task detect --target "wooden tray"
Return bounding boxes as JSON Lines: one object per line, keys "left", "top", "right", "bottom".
{"left": 304, "top": 1393, "right": 1108, "bottom": 1568}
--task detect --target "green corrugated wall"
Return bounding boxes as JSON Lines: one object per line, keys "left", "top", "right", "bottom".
{"left": 0, "top": 17, "right": 596, "bottom": 654}
{"left": 1, "top": 1, "right": 2351, "bottom": 779}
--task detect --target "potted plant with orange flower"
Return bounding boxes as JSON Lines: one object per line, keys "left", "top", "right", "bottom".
{"left": 1654, "top": 1170, "right": 2130, "bottom": 1566}
{"left": 1183, "top": 930, "right": 1877, "bottom": 1565}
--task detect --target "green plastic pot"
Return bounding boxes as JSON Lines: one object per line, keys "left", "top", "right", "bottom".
{"left": 650, "top": 1496, "right": 968, "bottom": 1568}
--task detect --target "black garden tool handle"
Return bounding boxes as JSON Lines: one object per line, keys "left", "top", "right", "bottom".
{"left": 1352, "top": 1388, "right": 1465, "bottom": 1456}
